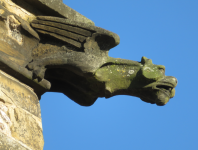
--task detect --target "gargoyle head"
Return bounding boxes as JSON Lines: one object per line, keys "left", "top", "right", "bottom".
{"left": 96, "top": 57, "right": 177, "bottom": 106}
{"left": 133, "top": 57, "right": 177, "bottom": 106}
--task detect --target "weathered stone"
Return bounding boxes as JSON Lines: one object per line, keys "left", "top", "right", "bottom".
{"left": 0, "top": 70, "right": 41, "bottom": 118}
{"left": 0, "top": 70, "right": 44, "bottom": 150}
{"left": 27, "top": 16, "right": 177, "bottom": 106}
{"left": 32, "top": 23, "right": 87, "bottom": 42}
{"left": 33, "top": 19, "right": 92, "bottom": 37}
{"left": 0, "top": 0, "right": 177, "bottom": 107}
{"left": 10, "top": 107, "right": 43, "bottom": 150}
{"left": 0, "top": 0, "right": 178, "bottom": 149}
{"left": 0, "top": 132, "right": 31, "bottom": 150}
{"left": 11, "top": 0, "right": 94, "bottom": 25}
{"left": 0, "top": 3, "right": 50, "bottom": 97}
{"left": 0, "top": 0, "right": 37, "bottom": 22}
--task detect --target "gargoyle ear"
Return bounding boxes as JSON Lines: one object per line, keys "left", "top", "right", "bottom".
{"left": 141, "top": 56, "right": 153, "bottom": 65}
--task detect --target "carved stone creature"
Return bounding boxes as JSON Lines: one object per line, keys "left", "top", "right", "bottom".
{"left": 27, "top": 16, "right": 177, "bottom": 106}
{"left": 0, "top": 1, "right": 178, "bottom": 149}
{"left": 0, "top": 3, "right": 177, "bottom": 106}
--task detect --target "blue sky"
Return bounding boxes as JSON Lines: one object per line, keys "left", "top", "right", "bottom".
{"left": 40, "top": 0, "right": 198, "bottom": 149}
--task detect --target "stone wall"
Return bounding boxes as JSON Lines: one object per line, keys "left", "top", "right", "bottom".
{"left": 0, "top": 70, "right": 43, "bottom": 150}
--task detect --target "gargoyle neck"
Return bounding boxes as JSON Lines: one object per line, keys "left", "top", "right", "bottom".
{"left": 95, "top": 58, "right": 142, "bottom": 97}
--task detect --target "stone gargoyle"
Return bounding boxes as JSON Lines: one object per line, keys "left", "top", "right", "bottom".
{"left": 0, "top": 6, "right": 177, "bottom": 106}
{"left": 29, "top": 16, "right": 177, "bottom": 106}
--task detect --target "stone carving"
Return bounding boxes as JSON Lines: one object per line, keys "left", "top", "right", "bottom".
{"left": 0, "top": 1, "right": 177, "bottom": 107}
{"left": 26, "top": 16, "right": 177, "bottom": 106}
{"left": 0, "top": 0, "right": 178, "bottom": 149}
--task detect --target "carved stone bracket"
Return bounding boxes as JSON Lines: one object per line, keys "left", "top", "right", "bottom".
{"left": 0, "top": 0, "right": 178, "bottom": 149}
{"left": 0, "top": 0, "right": 177, "bottom": 106}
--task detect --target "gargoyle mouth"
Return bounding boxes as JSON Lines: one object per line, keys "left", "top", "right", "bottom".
{"left": 154, "top": 77, "right": 177, "bottom": 106}
{"left": 155, "top": 84, "right": 174, "bottom": 97}
{"left": 142, "top": 76, "right": 177, "bottom": 106}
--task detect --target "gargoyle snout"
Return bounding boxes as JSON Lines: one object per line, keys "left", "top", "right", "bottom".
{"left": 159, "top": 76, "right": 178, "bottom": 88}
{"left": 168, "top": 76, "right": 177, "bottom": 87}
{"left": 174, "top": 77, "right": 177, "bottom": 84}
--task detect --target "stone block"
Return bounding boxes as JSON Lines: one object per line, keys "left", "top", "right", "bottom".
{"left": 0, "top": 70, "right": 44, "bottom": 150}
